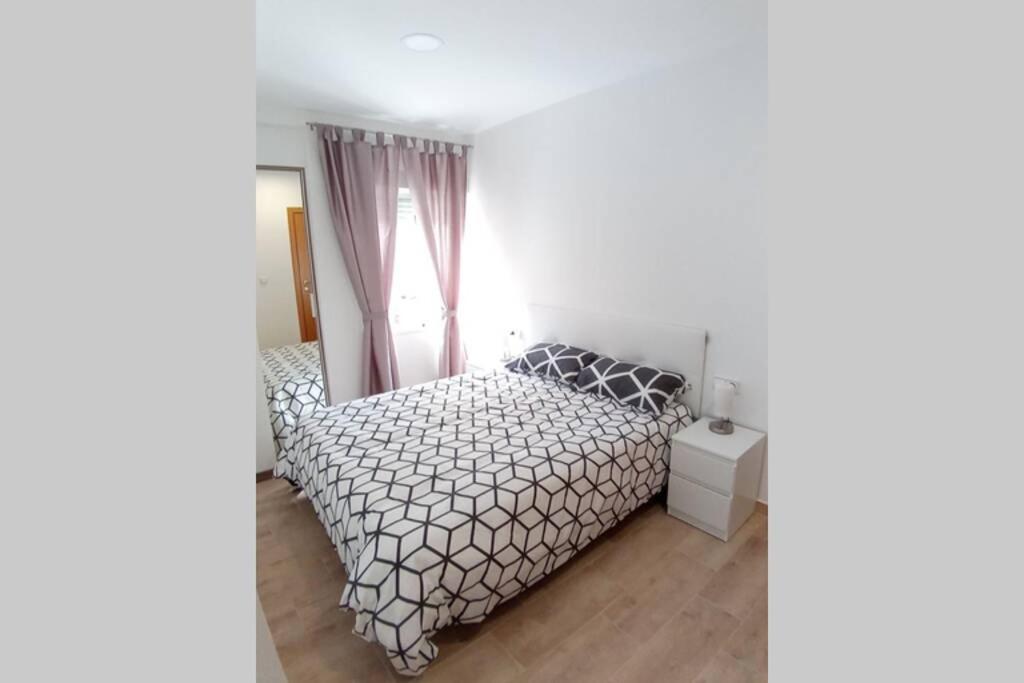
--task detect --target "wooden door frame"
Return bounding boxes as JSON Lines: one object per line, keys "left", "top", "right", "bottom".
{"left": 287, "top": 206, "right": 317, "bottom": 342}
{"left": 256, "top": 165, "right": 330, "bottom": 405}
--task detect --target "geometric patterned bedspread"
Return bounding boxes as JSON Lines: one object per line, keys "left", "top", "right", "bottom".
{"left": 260, "top": 341, "right": 326, "bottom": 455}
{"left": 276, "top": 368, "right": 692, "bottom": 675}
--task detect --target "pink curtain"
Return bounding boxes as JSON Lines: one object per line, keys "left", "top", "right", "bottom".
{"left": 372, "top": 132, "right": 400, "bottom": 327}
{"left": 396, "top": 136, "right": 469, "bottom": 377}
{"left": 314, "top": 125, "right": 401, "bottom": 395}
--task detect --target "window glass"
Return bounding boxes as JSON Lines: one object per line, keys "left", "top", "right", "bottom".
{"left": 390, "top": 188, "right": 442, "bottom": 333}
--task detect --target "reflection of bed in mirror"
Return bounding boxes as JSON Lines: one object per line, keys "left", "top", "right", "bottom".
{"left": 255, "top": 165, "right": 330, "bottom": 471}
{"left": 260, "top": 341, "right": 326, "bottom": 455}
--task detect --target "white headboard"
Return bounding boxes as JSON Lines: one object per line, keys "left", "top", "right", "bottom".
{"left": 524, "top": 304, "right": 709, "bottom": 417}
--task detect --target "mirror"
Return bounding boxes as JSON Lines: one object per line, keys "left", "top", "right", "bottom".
{"left": 255, "top": 166, "right": 329, "bottom": 461}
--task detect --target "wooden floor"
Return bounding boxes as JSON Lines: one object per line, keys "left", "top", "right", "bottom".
{"left": 258, "top": 478, "right": 767, "bottom": 682}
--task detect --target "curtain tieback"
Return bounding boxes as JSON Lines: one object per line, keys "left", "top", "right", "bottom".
{"left": 443, "top": 309, "right": 458, "bottom": 318}
{"left": 363, "top": 312, "right": 388, "bottom": 322}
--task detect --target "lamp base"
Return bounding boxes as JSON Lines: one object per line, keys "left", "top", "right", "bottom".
{"left": 709, "top": 418, "right": 734, "bottom": 435}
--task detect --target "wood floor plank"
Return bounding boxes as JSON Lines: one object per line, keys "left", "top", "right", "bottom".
{"left": 676, "top": 511, "right": 766, "bottom": 572}
{"left": 597, "top": 506, "right": 692, "bottom": 582}
{"left": 699, "top": 533, "right": 768, "bottom": 619}
{"left": 489, "top": 555, "right": 622, "bottom": 667}
{"left": 603, "top": 546, "right": 714, "bottom": 640}
{"left": 417, "top": 633, "right": 523, "bottom": 683}
{"left": 608, "top": 596, "right": 740, "bottom": 683}
{"left": 275, "top": 621, "right": 395, "bottom": 683}
{"left": 512, "top": 612, "right": 638, "bottom": 683}
{"left": 693, "top": 652, "right": 766, "bottom": 683}
{"left": 724, "top": 594, "right": 768, "bottom": 675}
{"left": 257, "top": 480, "right": 768, "bottom": 682}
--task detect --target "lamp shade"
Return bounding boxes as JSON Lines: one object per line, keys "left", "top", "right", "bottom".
{"left": 712, "top": 379, "right": 736, "bottom": 420}
{"left": 503, "top": 330, "right": 525, "bottom": 359}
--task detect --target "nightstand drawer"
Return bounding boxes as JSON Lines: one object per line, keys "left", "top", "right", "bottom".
{"left": 670, "top": 443, "right": 736, "bottom": 495}
{"left": 667, "top": 473, "right": 732, "bottom": 534}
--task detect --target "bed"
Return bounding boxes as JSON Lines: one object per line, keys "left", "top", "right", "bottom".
{"left": 275, "top": 306, "right": 708, "bottom": 676}
{"left": 260, "top": 341, "right": 327, "bottom": 455}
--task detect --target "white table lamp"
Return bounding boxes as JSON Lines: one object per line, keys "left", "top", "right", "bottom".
{"left": 709, "top": 378, "right": 737, "bottom": 435}
{"left": 503, "top": 329, "right": 525, "bottom": 360}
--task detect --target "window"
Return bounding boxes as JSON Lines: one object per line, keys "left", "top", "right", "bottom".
{"left": 390, "top": 188, "right": 442, "bottom": 333}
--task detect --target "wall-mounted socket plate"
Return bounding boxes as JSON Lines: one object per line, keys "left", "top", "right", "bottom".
{"left": 713, "top": 376, "right": 740, "bottom": 395}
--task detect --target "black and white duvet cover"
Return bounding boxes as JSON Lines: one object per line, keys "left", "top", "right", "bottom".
{"left": 261, "top": 342, "right": 326, "bottom": 454}
{"left": 277, "top": 369, "right": 691, "bottom": 676}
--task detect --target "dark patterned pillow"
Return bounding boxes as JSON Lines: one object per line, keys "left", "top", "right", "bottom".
{"left": 504, "top": 342, "right": 598, "bottom": 383}
{"left": 574, "top": 356, "right": 686, "bottom": 415}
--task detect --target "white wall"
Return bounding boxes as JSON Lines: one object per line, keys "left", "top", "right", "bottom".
{"left": 255, "top": 169, "right": 303, "bottom": 350}
{"left": 256, "top": 103, "right": 472, "bottom": 403}
{"left": 465, "top": 40, "right": 769, "bottom": 500}
{"left": 394, "top": 325, "right": 442, "bottom": 386}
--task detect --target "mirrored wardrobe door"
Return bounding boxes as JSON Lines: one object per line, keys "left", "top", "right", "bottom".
{"left": 255, "top": 166, "right": 329, "bottom": 472}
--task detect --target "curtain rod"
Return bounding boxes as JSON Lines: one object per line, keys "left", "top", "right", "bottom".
{"left": 306, "top": 121, "right": 473, "bottom": 149}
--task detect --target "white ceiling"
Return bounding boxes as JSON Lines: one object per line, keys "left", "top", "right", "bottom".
{"left": 257, "top": 0, "right": 758, "bottom": 134}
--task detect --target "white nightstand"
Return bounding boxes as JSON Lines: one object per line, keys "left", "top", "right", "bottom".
{"left": 667, "top": 417, "right": 766, "bottom": 541}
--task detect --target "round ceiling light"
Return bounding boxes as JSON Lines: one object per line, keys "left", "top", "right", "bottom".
{"left": 401, "top": 33, "right": 444, "bottom": 51}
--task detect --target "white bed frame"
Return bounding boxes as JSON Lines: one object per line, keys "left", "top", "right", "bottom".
{"left": 524, "top": 304, "right": 709, "bottom": 418}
